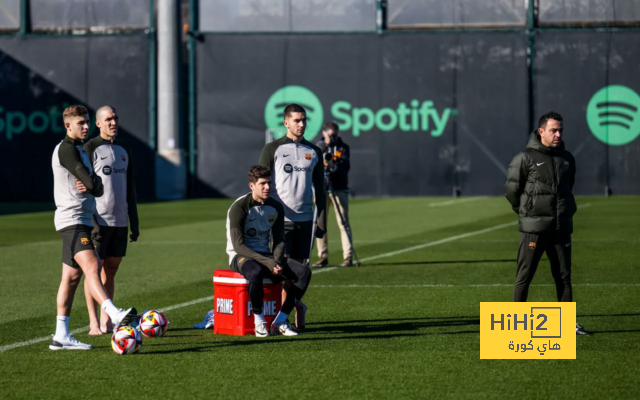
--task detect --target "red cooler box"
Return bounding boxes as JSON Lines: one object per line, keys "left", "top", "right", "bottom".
{"left": 213, "top": 270, "right": 283, "bottom": 336}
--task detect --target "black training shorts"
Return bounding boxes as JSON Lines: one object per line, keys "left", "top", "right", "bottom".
{"left": 284, "top": 220, "right": 314, "bottom": 260}
{"left": 58, "top": 224, "right": 95, "bottom": 268}
{"left": 93, "top": 226, "right": 128, "bottom": 259}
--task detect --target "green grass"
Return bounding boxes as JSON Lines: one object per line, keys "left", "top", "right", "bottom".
{"left": 0, "top": 197, "right": 639, "bottom": 399}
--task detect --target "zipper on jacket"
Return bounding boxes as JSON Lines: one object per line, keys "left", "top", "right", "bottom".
{"left": 552, "top": 157, "right": 558, "bottom": 229}
{"left": 110, "top": 140, "right": 116, "bottom": 161}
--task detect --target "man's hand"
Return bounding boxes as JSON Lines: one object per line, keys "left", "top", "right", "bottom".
{"left": 324, "top": 160, "right": 334, "bottom": 169}
{"left": 75, "top": 179, "right": 89, "bottom": 193}
{"left": 273, "top": 265, "right": 283, "bottom": 275}
{"left": 129, "top": 229, "right": 140, "bottom": 243}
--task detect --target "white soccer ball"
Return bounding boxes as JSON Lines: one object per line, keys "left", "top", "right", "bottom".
{"left": 139, "top": 310, "right": 169, "bottom": 338}
{"left": 111, "top": 326, "right": 142, "bottom": 355}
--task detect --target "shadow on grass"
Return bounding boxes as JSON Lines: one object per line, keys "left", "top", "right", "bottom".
{"left": 303, "top": 317, "right": 479, "bottom": 335}
{"left": 593, "top": 329, "right": 640, "bottom": 335}
{"left": 307, "top": 316, "right": 480, "bottom": 325}
{"left": 363, "top": 259, "right": 516, "bottom": 267}
{"left": 138, "top": 317, "right": 480, "bottom": 354}
{"left": 578, "top": 313, "right": 640, "bottom": 318}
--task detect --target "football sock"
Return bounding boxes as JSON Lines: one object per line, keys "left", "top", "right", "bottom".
{"left": 55, "top": 316, "right": 69, "bottom": 338}
{"left": 254, "top": 313, "right": 266, "bottom": 326}
{"left": 101, "top": 299, "right": 119, "bottom": 320}
{"left": 274, "top": 311, "right": 289, "bottom": 325}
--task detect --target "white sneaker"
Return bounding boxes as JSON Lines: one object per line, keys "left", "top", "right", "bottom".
{"left": 112, "top": 307, "right": 138, "bottom": 332}
{"left": 49, "top": 334, "right": 92, "bottom": 350}
{"left": 270, "top": 321, "right": 299, "bottom": 336}
{"left": 255, "top": 321, "right": 269, "bottom": 337}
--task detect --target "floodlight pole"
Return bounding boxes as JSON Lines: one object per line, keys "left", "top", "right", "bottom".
{"left": 156, "top": 0, "right": 187, "bottom": 200}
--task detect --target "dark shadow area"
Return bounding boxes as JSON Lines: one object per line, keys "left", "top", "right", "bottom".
{"left": 364, "top": 259, "right": 516, "bottom": 267}
{"left": 138, "top": 317, "right": 480, "bottom": 354}
{"left": 593, "top": 330, "right": 640, "bottom": 335}
{"left": 577, "top": 313, "right": 640, "bottom": 318}
{"left": 307, "top": 316, "right": 480, "bottom": 326}
{"left": 303, "top": 317, "right": 479, "bottom": 335}
{"left": 138, "top": 333, "right": 425, "bottom": 355}
{"left": 0, "top": 36, "right": 156, "bottom": 202}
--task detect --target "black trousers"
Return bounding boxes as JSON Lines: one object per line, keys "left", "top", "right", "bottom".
{"left": 514, "top": 232, "right": 572, "bottom": 302}
{"left": 238, "top": 258, "right": 311, "bottom": 315}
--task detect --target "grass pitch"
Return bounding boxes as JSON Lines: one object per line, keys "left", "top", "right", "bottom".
{"left": 0, "top": 197, "right": 639, "bottom": 399}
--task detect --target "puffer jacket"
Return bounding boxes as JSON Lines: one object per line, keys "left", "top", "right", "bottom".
{"left": 505, "top": 132, "right": 577, "bottom": 233}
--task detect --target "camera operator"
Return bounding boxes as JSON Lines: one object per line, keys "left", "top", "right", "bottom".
{"left": 312, "top": 122, "right": 353, "bottom": 267}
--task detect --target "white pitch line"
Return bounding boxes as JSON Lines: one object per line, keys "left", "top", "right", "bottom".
{"left": 428, "top": 197, "right": 488, "bottom": 207}
{"left": 0, "top": 266, "right": 339, "bottom": 353}
{"left": 359, "top": 221, "right": 516, "bottom": 263}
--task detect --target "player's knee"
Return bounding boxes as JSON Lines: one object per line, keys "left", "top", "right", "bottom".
{"left": 242, "top": 263, "right": 264, "bottom": 283}
{"left": 299, "top": 266, "right": 312, "bottom": 283}
{"left": 68, "top": 272, "right": 83, "bottom": 287}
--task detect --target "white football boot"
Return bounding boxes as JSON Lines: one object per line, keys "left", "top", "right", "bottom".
{"left": 49, "top": 334, "right": 92, "bottom": 350}
{"left": 255, "top": 321, "right": 269, "bottom": 338}
{"left": 270, "top": 320, "right": 299, "bottom": 336}
{"left": 112, "top": 307, "right": 138, "bottom": 332}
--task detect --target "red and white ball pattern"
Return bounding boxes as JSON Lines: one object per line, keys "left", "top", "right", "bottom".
{"left": 139, "top": 310, "right": 169, "bottom": 338}
{"left": 111, "top": 326, "right": 142, "bottom": 355}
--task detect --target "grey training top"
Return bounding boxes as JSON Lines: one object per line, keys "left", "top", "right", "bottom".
{"left": 226, "top": 193, "right": 285, "bottom": 271}
{"left": 259, "top": 136, "right": 326, "bottom": 230}
{"left": 52, "top": 135, "right": 104, "bottom": 231}
{"left": 84, "top": 136, "right": 139, "bottom": 231}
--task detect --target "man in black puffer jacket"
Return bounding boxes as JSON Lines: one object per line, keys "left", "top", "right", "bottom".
{"left": 505, "top": 111, "right": 590, "bottom": 335}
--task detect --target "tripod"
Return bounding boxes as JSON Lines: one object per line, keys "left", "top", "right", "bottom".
{"left": 324, "top": 173, "right": 361, "bottom": 268}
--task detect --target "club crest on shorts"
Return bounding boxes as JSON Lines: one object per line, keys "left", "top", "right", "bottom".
{"left": 564, "top": 161, "right": 569, "bottom": 166}
{"left": 81, "top": 237, "right": 90, "bottom": 245}
{"left": 529, "top": 241, "right": 536, "bottom": 250}
{"left": 268, "top": 215, "right": 275, "bottom": 223}
{"left": 305, "top": 153, "right": 312, "bottom": 160}
{"left": 121, "top": 155, "right": 126, "bottom": 162}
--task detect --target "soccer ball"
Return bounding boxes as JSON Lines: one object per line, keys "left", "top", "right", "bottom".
{"left": 111, "top": 326, "right": 142, "bottom": 355}
{"left": 139, "top": 310, "right": 169, "bottom": 338}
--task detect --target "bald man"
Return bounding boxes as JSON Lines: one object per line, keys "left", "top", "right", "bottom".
{"left": 83, "top": 106, "right": 140, "bottom": 335}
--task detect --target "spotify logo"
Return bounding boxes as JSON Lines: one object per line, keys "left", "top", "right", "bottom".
{"left": 264, "top": 86, "right": 324, "bottom": 142}
{"left": 587, "top": 85, "right": 640, "bottom": 146}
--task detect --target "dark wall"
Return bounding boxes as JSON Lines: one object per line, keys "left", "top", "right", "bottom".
{"left": 535, "top": 31, "right": 640, "bottom": 195}
{"left": 196, "top": 32, "right": 529, "bottom": 197}
{"left": 196, "top": 31, "right": 640, "bottom": 197}
{"left": 0, "top": 35, "right": 154, "bottom": 202}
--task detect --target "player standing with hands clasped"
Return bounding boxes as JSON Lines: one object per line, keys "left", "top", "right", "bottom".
{"left": 83, "top": 106, "right": 140, "bottom": 335}
{"left": 259, "top": 104, "right": 326, "bottom": 331}
{"left": 50, "top": 105, "right": 137, "bottom": 350}
{"left": 505, "top": 111, "right": 591, "bottom": 335}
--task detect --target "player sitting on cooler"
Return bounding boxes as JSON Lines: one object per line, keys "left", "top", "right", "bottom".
{"left": 226, "top": 165, "right": 312, "bottom": 337}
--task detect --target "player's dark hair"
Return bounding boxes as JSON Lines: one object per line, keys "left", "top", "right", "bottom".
{"left": 538, "top": 111, "right": 563, "bottom": 129}
{"left": 248, "top": 165, "right": 271, "bottom": 183}
{"left": 323, "top": 122, "right": 339, "bottom": 132}
{"left": 284, "top": 103, "right": 306, "bottom": 119}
